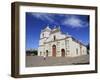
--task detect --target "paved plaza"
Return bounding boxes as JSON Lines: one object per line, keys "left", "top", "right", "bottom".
{"left": 26, "top": 55, "right": 89, "bottom": 67}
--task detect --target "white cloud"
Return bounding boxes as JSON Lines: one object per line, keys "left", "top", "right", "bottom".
{"left": 62, "top": 16, "right": 88, "bottom": 28}
{"left": 31, "top": 13, "right": 55, "bottom": 23}
{"left": 31, "top": 13, "right": 89, "bottom": 28}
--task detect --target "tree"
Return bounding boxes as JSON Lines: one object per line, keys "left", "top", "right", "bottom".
{"left": 86, "top": 43, "right": 90, "bottom": 54}
{"left": 87, "top": 43, "right": 90, "bottom": 50}
{"left": 26, "top": 50, "right": 38, "bottom": 56}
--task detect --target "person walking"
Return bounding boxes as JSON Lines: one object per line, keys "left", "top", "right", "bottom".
{"left": 43, "top": 53, "right": 46, "bottom": 60}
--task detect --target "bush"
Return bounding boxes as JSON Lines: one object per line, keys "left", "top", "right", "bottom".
{"left": 26, "top": 50, "right": 38, "bottom": 56}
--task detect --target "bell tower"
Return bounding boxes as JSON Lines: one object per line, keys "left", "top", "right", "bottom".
{"left": 39, "top": 25, "right": 51, "bottom": 46}
{"left": 38, "top": 25, "right": 51, "bottom": 56}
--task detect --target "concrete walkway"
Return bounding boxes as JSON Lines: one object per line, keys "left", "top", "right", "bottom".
{"left": 26, "top": 55, "right": 89, "bottom": 67}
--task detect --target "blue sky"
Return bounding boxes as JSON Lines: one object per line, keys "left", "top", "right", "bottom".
{"left": 26, "top": 12, "right": 89, "bottom": 49}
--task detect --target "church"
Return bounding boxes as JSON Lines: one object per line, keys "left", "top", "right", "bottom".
{"left": 38, "top": 25, "right": 87, "bottom": 57}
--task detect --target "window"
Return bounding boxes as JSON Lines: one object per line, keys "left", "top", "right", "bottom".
{"left": 76, "top": 48, "right": 78, "bottom": 54}
{"left": 54, "top": 35, "right": 56, "bottom": 41}
{"left": 42, "top": 33, "right": 44, "bottom": 37}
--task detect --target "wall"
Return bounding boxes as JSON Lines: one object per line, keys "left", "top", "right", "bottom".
{"left": 70, "top": 39, "right": 87, "bottom": 57}
{"left": 0, "top": 0, "right": 100, "bottom": 80}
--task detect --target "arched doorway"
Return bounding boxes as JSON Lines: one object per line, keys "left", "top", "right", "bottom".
{"left": 46, "top": 50, "right": 48, "bottom": 56}
{"left": 61, "top": 49, "right": 65, "bottom": 57}
{"left": 52, "top": 45, "right": 56, "bottom": 57}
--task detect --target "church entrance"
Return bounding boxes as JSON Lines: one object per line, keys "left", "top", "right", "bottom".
{"left": 52, "top": 45, "right": 56, "bottom": 57}
{"left": 61, "top": 49, "right": 65, "bottom": 57}
{"left": 46, "top": 50, "right": 48, "bottom": 56}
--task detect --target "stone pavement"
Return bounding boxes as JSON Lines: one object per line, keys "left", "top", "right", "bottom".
{"left": 26, "top": 55, "right": 89, "bottom": 67}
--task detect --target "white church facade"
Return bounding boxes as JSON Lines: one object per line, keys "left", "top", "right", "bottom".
{"left": 38, "top": 26, "right": 87, "bottom": 57}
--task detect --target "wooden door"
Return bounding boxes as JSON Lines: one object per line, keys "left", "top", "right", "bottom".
{"left": 52, "top": 45, "right": 56, "bottom": 57}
